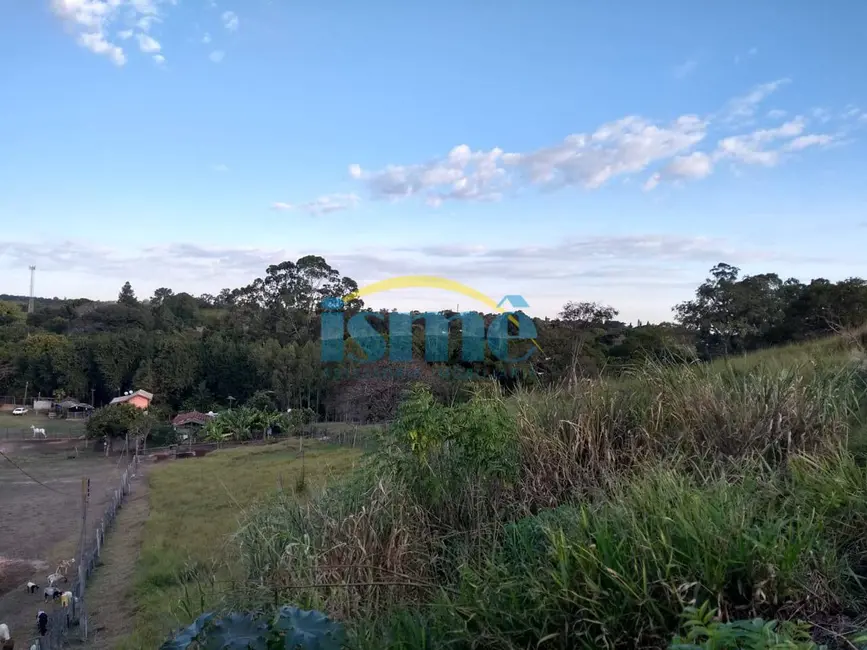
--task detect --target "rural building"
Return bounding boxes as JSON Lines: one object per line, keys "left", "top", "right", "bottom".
{"left": 109, "top": 389, "right": 153, "bottom": 410}
{"left": 171, "top": 411, "right": 214, "bottom": 445}
{"left": 171, "top": 411, "right": 212, "bottom": 429}
{"left": 33, "top": 398, "right": 54, "bottom": 412}
{"left": 56, "top": 399, "right": 95, "bottom": 419}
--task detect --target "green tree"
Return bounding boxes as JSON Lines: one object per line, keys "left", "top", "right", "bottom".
{"left": 86, "top": 403, "right": 145, "bottom": 439}
{"left": 118, "top": 281, "right": 139, "bottom": 307}
{"left": 0, "top": 300, "right": 24, "bottom": 326}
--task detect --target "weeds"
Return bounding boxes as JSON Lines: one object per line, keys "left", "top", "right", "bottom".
{"left": 228, "top": 347, "right": 867, "bottom": 648}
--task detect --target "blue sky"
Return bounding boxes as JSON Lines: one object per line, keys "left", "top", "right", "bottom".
{"left": 1, "top": 0, "right": 866, "bottom": 322}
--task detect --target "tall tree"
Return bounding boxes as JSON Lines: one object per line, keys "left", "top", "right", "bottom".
{"left": 118, "top": 281, "right": 139, "bottom": 307}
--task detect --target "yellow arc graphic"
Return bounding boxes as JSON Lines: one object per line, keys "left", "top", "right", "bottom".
{"left": 342, "top": 275, "right": 544, "bottom": 354}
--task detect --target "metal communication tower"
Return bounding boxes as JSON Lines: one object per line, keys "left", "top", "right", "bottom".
{"left": 28, "top": 265, "right": 36, "bottom": 313}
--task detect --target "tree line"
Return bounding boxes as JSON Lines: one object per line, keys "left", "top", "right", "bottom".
{"left": 1, "top": 256, "right": 864, "bottom": 422}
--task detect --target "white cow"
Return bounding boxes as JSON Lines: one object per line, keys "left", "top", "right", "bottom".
{"left": 30, "top": 425, "right": 47, "bottom": 439}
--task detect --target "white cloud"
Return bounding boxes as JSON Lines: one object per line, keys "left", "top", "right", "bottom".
{"left": 784, "top": 134, "right": 834, "bottom": 151}
{"left": 350, "top": 144, "right": 510, "bottom": 203}
{"left": 643, "top": 152, "right": 714, "bottom": 191}
{"left": 714, "top": 117, "right": 806, "bottom": 166}
{"left": 222, "top": 10, "right": 239, "bottom": 32}
{"left": 672, "top": 59, "right": 698, "bottom": 79}
{"left": 50, "top": 0, "right": 176, "bottom": 65}
{"left": 719, "top": 78, "right": 790, "bottom": 124}
{"left": 77, "top": 31, "right": 126, "bottom": 66}
{"left": 767, "top": 109, "right": 787, "bottom": 119}
{"left": 209, "top": 50, "right": 225, "bottom": 63}
{"left": 136, "top": 15, "right": 160, "bottom": 32}
{"left": 136, "top": 33, "right": 161, "bottom": 53}
{"left": 202, "top": 32, "right": 212, "bottom": 44}
{"left": 270, "top": 193, "right": 360, "bottom": 216}
{"left": 153, "top": 54, "right": 165, "bottom": 65}
{"left": 346, "top": 80, "right": 845, "bottom": 200}
{"left": 351, "top": 117, "right": 707, "bottom": 203}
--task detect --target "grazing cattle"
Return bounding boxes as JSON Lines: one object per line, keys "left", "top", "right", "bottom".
{"left": 29, "top": 426, "right": 46, "bottom": 439}
{"left": 43, "top": 587, "right": 60, "bottom": 602}
{"left": 25, "top": 581, "right": 38, "bottom": 594}
{"left": 60, "top": 591, "right": 72, "bottom": 608}
{"left": 36, "top": 611, "right": 47, "bottom": 637}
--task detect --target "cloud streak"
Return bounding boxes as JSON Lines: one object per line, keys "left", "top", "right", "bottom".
{"left": 344, "top": 79, "right": 855, "bottom": 202}
{"left": 271, "top": 193, "right": 360, "bottom": 215}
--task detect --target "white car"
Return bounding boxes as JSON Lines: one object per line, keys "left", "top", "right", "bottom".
{"left": 12, "top": 407, "right": 28, "bottom": 415}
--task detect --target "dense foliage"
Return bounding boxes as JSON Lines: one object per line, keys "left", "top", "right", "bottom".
{"left": 228, "top": 351, "right": 867, "bottom": 649}
{"left": 2, "top": 258, "right": 867, "bottom": 423}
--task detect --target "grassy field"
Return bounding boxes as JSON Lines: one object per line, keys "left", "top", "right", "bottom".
{"left": 224, "top": 336, "right": 867, "bottom": 649}
{"left": 116, "top": 333, "right": 867, "bottom": 648}
{"left": 0, "top": 410, "right": 88, "bottom": 438}
{"left": 120, "top": 438, "right": 362, "bottom": 649}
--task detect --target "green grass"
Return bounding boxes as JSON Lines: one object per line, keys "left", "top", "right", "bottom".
{"left": 121, "top": 438, "right": 362, "bottom": 649}
{"left": 222, "top": 334, "right": 867, "bottom": 649}
{"left": 0, "top": 410, "right": 87, "bottom": 436}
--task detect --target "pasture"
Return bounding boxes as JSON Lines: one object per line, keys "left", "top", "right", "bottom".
{"left": 0, "top": 439, "right": 126, "bottom": 644}
{"left": 117, "top": 438, "right": 362, "bottom": 649}
{"left": 0, "top": 411, "right": 87, "bottom": 440}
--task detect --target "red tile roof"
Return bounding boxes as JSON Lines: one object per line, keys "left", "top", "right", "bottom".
{"left": 171, "top": 411, "right": 211, "bottom": 426}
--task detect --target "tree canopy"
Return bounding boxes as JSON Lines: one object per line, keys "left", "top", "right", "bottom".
{"left": 2, "top": 256, "right": 865, "bottom": 423}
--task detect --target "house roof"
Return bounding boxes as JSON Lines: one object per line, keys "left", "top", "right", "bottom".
{"left": 58, "top": 399, "right": 93, "bottom": 409}
{"left": 171, "top": 411, "right": 212, "bottom": 426}
{"left": 109, "top": 389, "right": 154, "bottom": 405}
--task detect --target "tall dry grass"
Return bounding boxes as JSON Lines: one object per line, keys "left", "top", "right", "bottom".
{"left": 229, "top": 349, "right": 867, "bottom": 648}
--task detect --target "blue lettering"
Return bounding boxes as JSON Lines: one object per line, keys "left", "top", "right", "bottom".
{"left": 347, "top": 312, "right": 386, "bottom": 362}
{"left": 487, "top": 312, "right": 537, "bottom": 363}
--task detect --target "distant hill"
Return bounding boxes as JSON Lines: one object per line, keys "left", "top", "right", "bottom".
{"left": 0, "top": 294, "right": 102, "bottom": 308}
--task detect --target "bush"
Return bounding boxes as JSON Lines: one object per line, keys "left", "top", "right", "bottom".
{"left": 86, "top": 402, "right": 145, "bottom": 439}
{"left": 228, "top": 353, "right": 867, "bottom": 649}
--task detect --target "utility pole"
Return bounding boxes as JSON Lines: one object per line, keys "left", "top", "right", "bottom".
{"left": 23, "top": 381, "right": 29, "bottom": 408}
{"left": 91, "top": 388, "right": 95, "bottom": 407}
{"left": 77, "top": 477, "right": 90, "bottom": 641}
{"left": 28, "top": 265, "right": 36, "bottom": 314}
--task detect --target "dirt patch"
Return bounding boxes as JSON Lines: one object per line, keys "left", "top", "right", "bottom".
{"left": 82, "top": 469, "right": 151, "bottom": 650}
{"left": 0, "top": 444, "right": 130, "bottom": 643}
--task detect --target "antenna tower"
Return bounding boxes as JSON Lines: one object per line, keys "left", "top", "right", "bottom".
{"left": 28, "top": 266, "right": 36, "bottom": 314}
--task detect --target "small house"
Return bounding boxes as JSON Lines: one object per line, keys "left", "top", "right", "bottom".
{"left": 56, "top": 399, "right": 95, "bottom": 419}
{"left": 171, "top": 411, "right": 214, "bottom": 444}
{"left": 109, "top": 389, "right": 153, "bottom": 410}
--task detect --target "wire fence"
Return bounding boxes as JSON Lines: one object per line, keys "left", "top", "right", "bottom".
{"left": 0, "top": 429, "right": 86, "bottom": 441}
{"left": 26, "top": 454, "right": 139, "bottom": 649}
